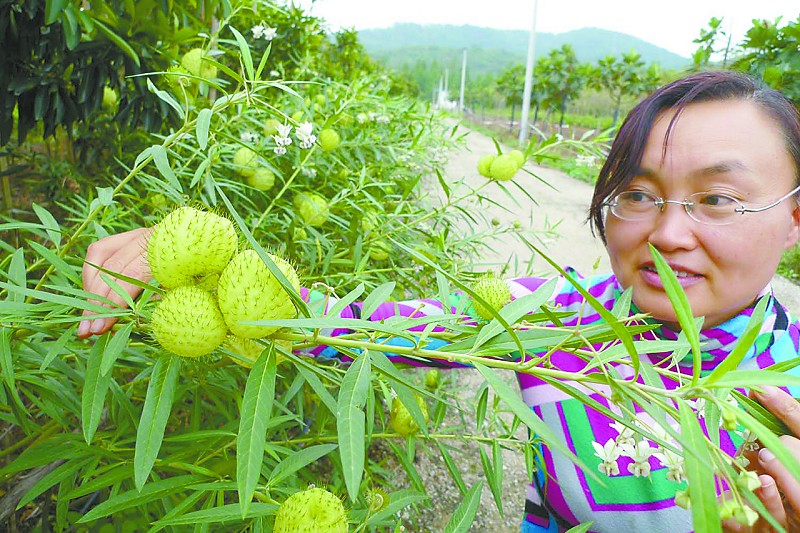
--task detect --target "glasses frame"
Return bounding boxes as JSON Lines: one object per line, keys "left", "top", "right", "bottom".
{"left": 604, "top": 184, "right": 800, "bottom": 226}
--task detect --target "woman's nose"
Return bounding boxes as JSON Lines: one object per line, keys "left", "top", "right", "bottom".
{"left": 646, "top": 202, "right": 700, "bottom": 252}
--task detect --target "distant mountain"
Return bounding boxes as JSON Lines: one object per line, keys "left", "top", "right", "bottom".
{"left": 357, "top": 24, "right": 691, "bottom": 77}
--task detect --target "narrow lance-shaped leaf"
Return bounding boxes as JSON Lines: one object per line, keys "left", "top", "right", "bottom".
{"left": 443, "top": 481, "right": 483, "bottom": 533}
{"left": 337, "top": 350, "right": 371, "bottom": 501}
{"left": 237, "top": 345, "right": 277, "bottom": 516}
{"left": 649, "top": 244, "right": 703, "bottom": 382}
{"left": 82, "top": 334, "right": 111, "bottom": 444}
{"left": 134, "top": 355, "right": 182, "bottom": 490}
{"left": 677, "top": 400, "right": 721, "bottom": 533}
{"left": 230, "top": 27, "right": 254, "bottom": 80}
{"left": 196, "top": 108, "right": 213, "bottom": 150}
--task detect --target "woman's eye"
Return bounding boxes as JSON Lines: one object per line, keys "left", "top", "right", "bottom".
{"left": 622, "top": 191, "right": 652, "bottom": 203}
{"left": 697, "top": 194, "right": 736, "bottom": 207}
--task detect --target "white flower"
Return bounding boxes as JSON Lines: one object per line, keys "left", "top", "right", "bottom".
{"left": 356, "top": 113, "right": 369, "bottom": 124}
{"left": 294, "top": 123, "right": 316, "bottom": 149}
{"left": 269, "top": 70, "right": 281, "bottom": 78}
{"left": 653, "top": 448, "right": 685, "bottom": 483}
{"left": 240, "top": 131, "right": 259, "bottom": 143}
{"left": 375, "top": 114, "right": 390, "bottom": 124}
{"left": 687, "top": 398, "right": 707, "bottom": 418}
{"left": 273, "top": 146, "right": 287, "bottom": 155}
{"left": 592, "top": 439, "right": 621, "bottom": 477}
{"left": 621, "top": 440, "right": 654, "bottom": 478}
{"left": 609, "top": 421, "right": 636, "bottom": 448}
{"left": 252, "top": 24, "right": 277, "bottom": 41}
{"left": 276, "top": 123, "right": 293, "bottom": 138}
{"left": 301, "top": 167, "right": 317, "bottom": 178}
{"left": 736, "top": 429, "right": 760, "bottom": 452}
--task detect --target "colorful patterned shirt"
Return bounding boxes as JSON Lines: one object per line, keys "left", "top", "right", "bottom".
{"left": 300, "top": 270, "right": 800, "bottom": 532}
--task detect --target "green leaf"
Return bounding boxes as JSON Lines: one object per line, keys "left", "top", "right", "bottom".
{"left": 435, "top": 441, "right": 467, "bottom": 495}
{"left": 443, "top": 481, "right": 483, "bottom": 533}
{"left": 150, "top": 145, "right": 183, "bottom": 193}
{"left": 146, "top": 79, "right": 185, "bottom": 120}
{"left": 649, "top": 244, "right": 702, "bottom": 382}
{"left": 153, "top": 502, "right": 278, "bottom": 526}
{"left": 31, "top": 203, "right": 61, "bottom": 248}
{"left": 473, "top": 278, "right": 557, "bottom": 349}
{"left": 267, "top": 443, "right": 338, "bottom": 487}
{"left": 473, "top": 363, "right": 594, "bottom": 477}
{"left": 16, "top": 458, "right": 91, "bottom": 510}
{"left": 230, "top": 27, "right": 254, "bottom": 80}
{"left": 78, "top": 475, "right": 204, "bottom": 522}
{"left": 254, "top": 43, "right": 272, "bottom": 80}
{"left": 134, "top": 355, "right": 181, "bottom": 490}
{"left": 370, "top": 350, "right": 430, "bottom": 437}
{"left": 479, "top": 445, "right": 503, "bottom": 515}
{"left": 196, "top": 108, "right": 213, "bottom": 150}
{"left": 100, "top": 322, "right": 133, "bottom": 376}
{"left": 237, "top": 346, "right": 277, "bottom": 516}
{"left": 701, "top": 370, "right": 800, "bottom": 389}
{"left": 81, "top": 334, "right": 112, "bottom": 444}
{"left": 45, "top": 0, "right": 68, "bottom": 25}
{"left": 361, "top": 281, "right": 396, "bottom": 320}
{"left": 90, "top": 16, "right": 140, "bottom": 67}
{"left": 41, "top": 325, "right": 76, "bottom": 371}
{"left": 326, "top": 283, "right": 365, "bottom": 318}
{"left": 7, "top": 248, "right": 26, "bottom": 304}
{"left": 337, "top": 351, "right": 371, "bottom": 501}
{"left": 678, "top": 400, "right": 721, "bottom": 532}
{"left": 702, "top": 295, "right": 769, "bottom": 386}
{"left": 295, "top": 364, "right": 337, "bottom": 414}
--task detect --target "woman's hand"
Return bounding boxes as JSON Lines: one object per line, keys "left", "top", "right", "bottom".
{"left": 723, "top": 385, "right": 800, "bottom": 531}
{"left": 77, "top": 227, "right": 153, "bottom": 338}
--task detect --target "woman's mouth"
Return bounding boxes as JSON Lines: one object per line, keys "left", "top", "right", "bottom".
{"left": 639, "top": 264, "right": 703, "bottom": 289}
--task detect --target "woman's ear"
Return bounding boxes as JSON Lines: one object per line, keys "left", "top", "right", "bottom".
{"left": 784, "top": 201, "right": 800, "bottom": 250}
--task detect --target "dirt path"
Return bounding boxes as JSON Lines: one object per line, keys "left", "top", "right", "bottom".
{"left": 404, "top": 119, "right": 800, "bottom": 532}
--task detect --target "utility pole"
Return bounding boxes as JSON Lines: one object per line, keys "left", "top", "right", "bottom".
{"left": 518, "top": 0, "right": 538, "bottom": 146}
{"left": 459, "top": 48, "right": 467, "bottom": 112}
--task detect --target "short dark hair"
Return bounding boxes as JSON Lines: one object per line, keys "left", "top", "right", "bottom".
{"left": 588, "top": 70, "right": 800, "bottom": 244}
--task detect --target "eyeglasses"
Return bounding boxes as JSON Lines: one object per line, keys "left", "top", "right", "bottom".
{"left": 604, "top": 184, "right": 800, "bottom": 226}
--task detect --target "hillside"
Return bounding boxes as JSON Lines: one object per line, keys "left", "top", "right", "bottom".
{"left": 357, "top": 23, "right": 692, "bottom": 77}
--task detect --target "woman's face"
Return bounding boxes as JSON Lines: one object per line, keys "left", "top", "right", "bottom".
{"left": 605, "top": 99, "right": 800, "bottom": 328}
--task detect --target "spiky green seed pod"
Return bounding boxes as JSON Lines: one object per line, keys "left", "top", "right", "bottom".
{"left": 180, "top": 48, "right": 217, "bottom": 79}
{"left": 147, "top": 206, "right": 238, "bottom": 289}
{"left": 273, "top": 487, "right": 348, "bottom": 533}
{"left": 150, "top": 286, "right": 228, "bottom": 358}
{"left": 233, "top": 147, "right": 258, "bottom": 178}
{"left": 472, "top": 276, "right": 511, "bottom": 320}
{"left": 507, "top": 149, "right": 525, "bottom": 168}
{"left": 217, "top": 250, "right": 301, "bottom": 338}
{"left": 318, "top": 129, "right": 341, "bottom": 152}
{"left": 390, "top": 395, "right": 429, "bottom": 437}
{"left": 264, "top": 118, "right": 282, "bottom": 136}
{"left": 477, "top": 154, "right": 497, "bottom": 178}
{"left": 293, "top": 193, "right": 330, "bottom": 227}
{"left": 424, "top": 369, "right": 441, "bottom": 390}
{"left": 489, "top": 154, "right": 519, "bottom": 181}
{"left": 164, "top": 65, "right": 191, "bottom": 91}
{"left": 246, "top": 167, "right": 275, "bottom": 191}
{"left": 223, "top": 334, "right": 289, "bottom": 368}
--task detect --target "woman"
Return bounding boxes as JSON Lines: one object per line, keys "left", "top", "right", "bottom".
{"left": 78, "top": 70, "right": 800, "bottom": 531}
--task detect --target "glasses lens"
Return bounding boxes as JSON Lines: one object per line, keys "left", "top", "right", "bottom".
{"left": 687, "top": 192, "right": 742, "bottom": 225}
{"left": 611, "top": 191, "right": 658, "bottom": 220}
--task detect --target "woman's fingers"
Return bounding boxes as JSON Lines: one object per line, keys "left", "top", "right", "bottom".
{"left": 752, "top": 386, "right": 800, "bottom": 437}
{"left": 757, "top": 436, "right": 800, "bottom": 514}
{"left": 78, "top": 227, "right": 152, "bottom": 338}
{"left": 755, "top": 474, "right": 788, "bottom": 531}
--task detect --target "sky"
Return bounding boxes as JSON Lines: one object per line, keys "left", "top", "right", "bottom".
{"left": 294, "top": 0, "right": 799, "bottom": 58}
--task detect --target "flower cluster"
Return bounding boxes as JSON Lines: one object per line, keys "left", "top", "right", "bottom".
{"left": 592, "top": 419, "right": 683, "bottom": 480}
{"left": 272, "top": 124, "right": 293, "bottom": 155}
{"left": 251, "top": 23, "right": 277, "bottom": 41}
{"left": 356, "top": 112, "right": 391, "bottom": 124}
{"left": 240, "top": 131, "right": 259, "bottom": 143}
{"left": 294, "top": 122, "right": 317, "bottom": 149}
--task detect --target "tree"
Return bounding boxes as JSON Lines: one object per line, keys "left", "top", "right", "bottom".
{"left": 732, "top": 15, "right": 800, "bottom": 104}
{"left": 536, "top": 45, "right": 589, "bottom": 132}
{"left": 495, "top": 64, "right": 525, "bottom": 130}
{"left": 592, "top": 51, "right": 662, "bottom": 126}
